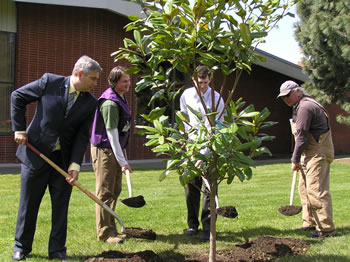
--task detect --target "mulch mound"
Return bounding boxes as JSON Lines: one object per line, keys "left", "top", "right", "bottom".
{"left": 85, "top": 250, "right": 163, "bottom": 262}
{"left": 85, "top": 236, "right": 308, "bottom": 262}
{"left": 124, "top": 227, "right": 156, "bottom": 240}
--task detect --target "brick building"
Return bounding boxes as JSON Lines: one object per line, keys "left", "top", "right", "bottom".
{"left": 0, "top": 0, "right": 349, "bottom": 164}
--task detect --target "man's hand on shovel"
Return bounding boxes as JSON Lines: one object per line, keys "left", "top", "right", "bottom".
{"left": 122, "top": 164, "right": 132, "bottom": 174}
{"left": 291, "top": 162, "right": 302, "bottom": 172}
{"left": 66, "top": 170, "right": 79, "bottom": 185}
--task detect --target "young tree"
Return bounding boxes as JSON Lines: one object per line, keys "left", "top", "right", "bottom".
{"left": 295, "top": 0, "right": 350, "bottom": 124}
{"left": 113, "top": 0, "right": 293, "bottom": 261}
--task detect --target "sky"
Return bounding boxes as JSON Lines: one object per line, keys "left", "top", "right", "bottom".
{"left": 258, "top": 6, "right": 302, "bottom": 65}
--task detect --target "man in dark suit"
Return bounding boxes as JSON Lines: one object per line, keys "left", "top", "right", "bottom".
{"left": 11, "top": 55, "right": 102, "bottom": 261}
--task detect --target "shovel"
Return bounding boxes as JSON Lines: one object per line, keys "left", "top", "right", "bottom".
{"left": 25, "top": 142, "right": 125, "bottom": 232}
{"left": 279, "top": 170, "right": 302, "bottom": 216}
{"left": 202, "top": 177, "right": 238, "bottom": 219}
{"left": 120, "top": 149, "right": 146, "bottom": 208}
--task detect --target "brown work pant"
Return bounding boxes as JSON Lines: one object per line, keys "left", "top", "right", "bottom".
{"left": 299, "top": 130, "right": 335, "bottom": 232}
{"left": 91, "top": 145, "right": 122, "bottom": 240}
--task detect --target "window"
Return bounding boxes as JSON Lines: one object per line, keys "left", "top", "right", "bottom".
{"left": 0, "top": 31, "right": 15, "bottom": 133}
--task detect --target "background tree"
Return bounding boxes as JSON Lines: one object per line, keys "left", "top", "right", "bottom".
{"left": 295, "top": 0, "right": 350, "bottom": 124}
{"left": 113, "top": 0, "right": 293, "bottom": 261}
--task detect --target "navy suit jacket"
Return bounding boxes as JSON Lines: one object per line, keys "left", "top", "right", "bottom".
{"left": 11, "top": 73, "right": 97, "bottom": 171}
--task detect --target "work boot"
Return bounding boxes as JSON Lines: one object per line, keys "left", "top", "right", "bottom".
{"left": 105, "top": 236, "right": 125, "bottom": 245}
{"left": 294, "top": 226, "right": 316, "bottom": 232}
{"left": 307, "top": 230, "right": 337, "bottom": 238}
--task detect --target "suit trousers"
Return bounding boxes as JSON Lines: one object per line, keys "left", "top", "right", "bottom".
{"left": 185, "top": 176, "right": 211, "bottom": 232}
{"left": 13, "top": 151, "right": 72, "bottom": 255}
{"left": 91, "top": 145, "right": 122, "bottom": 240}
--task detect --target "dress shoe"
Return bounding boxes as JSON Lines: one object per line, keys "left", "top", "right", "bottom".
{"left": 307, "top": 230, "right": 337, "bottom": 238}
{"left": 199, "top": 230, "right": 210, "bottom": 242}
{"left": 49, "top": 251, "right": 70, "bottom": 260}
{"left": 12, "top": 251, "right": 26, "bottom": 261}
{"left": 185, "top": 228, "right": 198, "bottom": 236}
{"left": 294, "top": 226, "right": 316, "bottom": 232}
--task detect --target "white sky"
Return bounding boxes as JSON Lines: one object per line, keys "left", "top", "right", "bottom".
{"left": 258, "top": 6, "right": 302, "bottom": 64}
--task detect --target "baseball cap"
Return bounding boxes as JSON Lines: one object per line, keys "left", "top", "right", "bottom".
{"left": 277, "top": 80, "right": 299, "bottom": 98}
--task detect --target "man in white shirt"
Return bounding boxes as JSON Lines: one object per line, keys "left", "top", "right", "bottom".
{"left": 180, "top": 65, "right": 224, "bottom": 242}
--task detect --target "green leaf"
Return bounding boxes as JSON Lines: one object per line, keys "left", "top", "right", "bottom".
{"left": 239, "top": 23, "right": 251, "bottom": 46}
{"left": 128, "top": 15, "right": 140, "bottom": 21}
{"left": 147, "top": 107, "right": 167, "bottom": 121}
{"left": 176, "top": 111, "right": 190, "bottom": 123}
{"left": 133, "top": 30, "right": 142, "bottom": 45}
{"left": 125, "top": 66, "right": 141, "bottom": 75}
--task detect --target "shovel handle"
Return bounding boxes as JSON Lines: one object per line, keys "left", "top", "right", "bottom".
{"left": 25, "top": 142, "right": 125, "bottom": 232}
{"left": 123, "top": 149, "right": 133, "bottom": 198}
{"left": 125, "top": 169, "right": 133, "bottom": 198}
{"left": 202, "top": 177, "right": 219, "bottom": 208}
{"left": 289, "top": 170, "right": 298, "bottom": 206}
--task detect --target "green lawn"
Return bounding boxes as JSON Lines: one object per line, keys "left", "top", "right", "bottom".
{"left": 0, "top": 161, "right": 349, "bottom": 261}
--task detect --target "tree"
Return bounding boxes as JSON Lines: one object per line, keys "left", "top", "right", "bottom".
{"left": 295, "top": 0, "right": 350, "bottom": 124}
{"left": 113, "top": 0, "right": 293, "bottom": 261}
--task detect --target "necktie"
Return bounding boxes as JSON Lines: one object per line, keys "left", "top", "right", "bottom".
{"left": 65, "top": 91, "right": 76, "bottom": 117}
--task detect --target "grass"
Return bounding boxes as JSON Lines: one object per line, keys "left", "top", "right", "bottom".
{"left": 0, "top": 161, "right": 349, "bottom": 261}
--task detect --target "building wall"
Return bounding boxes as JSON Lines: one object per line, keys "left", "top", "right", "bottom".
{"left": 2, "top": 2, "right": 155, "bottom": 163}
{"left": 1, "top": 2, "right": 349, "bottom": 164}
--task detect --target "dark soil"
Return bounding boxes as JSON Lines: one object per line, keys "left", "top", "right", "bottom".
{"left": 121, "top": 195, "right": 146, "bottom": 208}
{"left": 85, "top": 236, "right": 308, "bottom": 262}
{"left": 216, "top": 206, "right": 238, "bottom": 218}
{"left": 124, "top": 227, "right": 156, "bottom": 240}
{"left": 278, "top": 205, "right": 302, "bottom": 216}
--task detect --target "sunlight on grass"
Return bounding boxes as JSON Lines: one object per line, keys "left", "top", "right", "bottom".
{"left": 0, "top": 162, "right": 349, "bottom": 261}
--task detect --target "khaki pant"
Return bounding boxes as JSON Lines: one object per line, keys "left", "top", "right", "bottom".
{"left": 299, "top": 130, "right": 335, "bottom": 232}
{"left": 91, "top": 145, "right": 122, "bottom": 240}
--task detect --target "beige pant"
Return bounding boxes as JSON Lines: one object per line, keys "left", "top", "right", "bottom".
{"left": 299, "top": 130, "right": 335, "bottom": 232}
{"left": 91, "top": 145, "right": 122, "bottom": 240}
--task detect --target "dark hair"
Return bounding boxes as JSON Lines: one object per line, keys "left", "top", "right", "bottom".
{"left": 108, "top": 66, "right": 127, "bottom": 88}
{"left": 195, "top": 65, "right": 210, "bottom": 79}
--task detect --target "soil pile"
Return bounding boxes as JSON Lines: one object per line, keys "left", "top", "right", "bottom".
{"left": 85, "top": 236, "right": 308, "bottom": 262}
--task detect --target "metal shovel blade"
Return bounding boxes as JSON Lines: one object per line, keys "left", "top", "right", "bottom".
{"left": 279, "top": 170, "right": 302, "bottom": 216}
{"left": 216, "top": 206, "right": 238, "bottom": 218}
{"left": 278, "top": 205, "right": 302, "bottom": 216}
{"left": 121, "top": 195, "right": 146, "bottom": 208}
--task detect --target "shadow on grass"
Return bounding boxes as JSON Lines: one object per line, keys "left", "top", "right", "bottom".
{"left": 154, "top": 224, "right": 350, "bottom": 245}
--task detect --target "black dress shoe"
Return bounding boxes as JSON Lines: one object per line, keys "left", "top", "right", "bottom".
{"left": 12, "top": 251, "right": 26, "bottom": 261}
{"left": 49, "top": 251, "right": 70, "bottom": 260}
{"left": 185, "top": 228, "right": 199, "bottom": 236}
{"left": 199, "top": 230, "right": 210, "bottom": 242}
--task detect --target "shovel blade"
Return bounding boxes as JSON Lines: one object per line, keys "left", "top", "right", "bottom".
{"left": 216, "top": 206, "right": 238, "bottom": 218}
{"left": 279, "top": 205, "right": 302, "bottom": 216}
{"left": 121, "top": 195, "right": 146, "bottom": 208}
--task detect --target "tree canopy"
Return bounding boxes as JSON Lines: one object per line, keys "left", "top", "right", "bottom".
{"left": 295, "top": 0, "right": 350, "bottom": 124}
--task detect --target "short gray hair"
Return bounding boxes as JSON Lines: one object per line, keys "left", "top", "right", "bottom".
{"left": 72, "top": 55, "right": 102, "bottom": 75}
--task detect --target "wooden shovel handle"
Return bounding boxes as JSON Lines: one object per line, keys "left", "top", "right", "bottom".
{"left": 289, "top": 170, "right": 298, "bottom": 206}
{"left": 123, "top": 149, "right": 133, "bottom": 198}
{"left": 25, "top": 142, "right": 125, "bottom": 232}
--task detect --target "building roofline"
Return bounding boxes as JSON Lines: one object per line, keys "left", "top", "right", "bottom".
{"left": 12, "top": 0, "right": 143, "bottom": 18}
{"left": 255, "top": 48, "right": 308, "bottom": 82}
{"left": 12, "top": 0, "right": 308, "bottom": 83}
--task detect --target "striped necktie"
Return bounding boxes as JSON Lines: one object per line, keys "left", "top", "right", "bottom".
{"left": 65, "top": 91, "right": 76, "bottom": 117}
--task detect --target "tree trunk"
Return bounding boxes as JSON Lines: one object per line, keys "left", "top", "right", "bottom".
{"left": 208, "top": 179, "right": 217, "bottom": 262}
